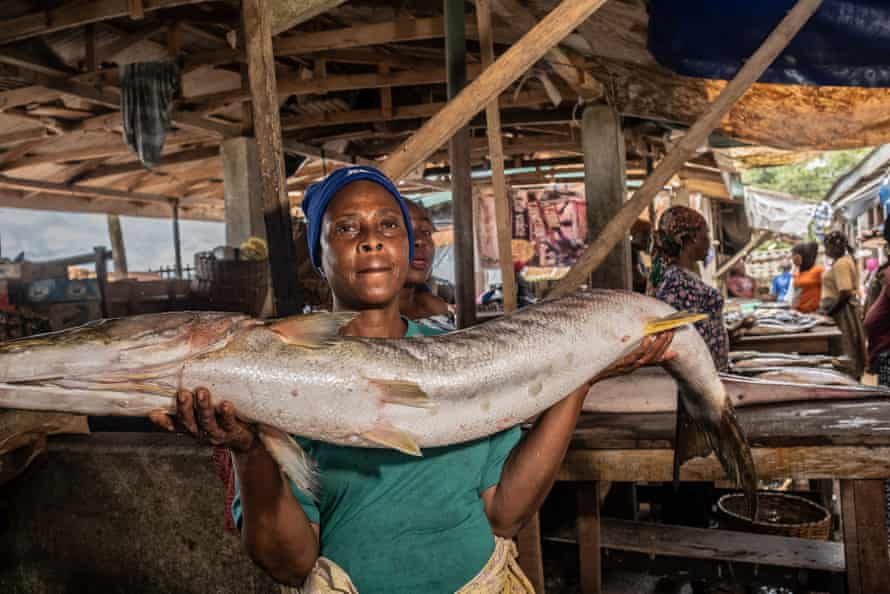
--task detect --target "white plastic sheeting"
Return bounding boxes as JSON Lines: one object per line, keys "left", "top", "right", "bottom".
{"left": 743, "top": 187, "right": 817, "bottom": 238}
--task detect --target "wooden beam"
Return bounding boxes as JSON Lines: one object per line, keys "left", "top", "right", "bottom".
{"left": 128, "top": 0, "right": 146, "bottom": 20}
{"left": 476, "top": 0, "right": 516, "bottom": 314}
{"left": 446, "top": 0, "right": 477, "bottom": 329}
{"left": 79, "top": 147, "right": 219, "bottom": 183}
{"left": 841, "top": 480, "right": 890, "bottom": 594}
{"left": 489, "top": 0, "right": 602, "bottom": 100}
{"left": 106, "top": 214, "right": 128, "bottom": 276}
{"left": 280, "top": 89, "right": 552, "bottom": 132}
{"left": 0, "top": 0, "right": 213, "bottom": 45}
{"left": 0, "top": 187, "right": 222, "bottom": 220}
{"left": 582, "top": 104, "right": 631, "bottom": 290}
{"left": 0, "top": 175, "right": 175, "bottom": 205}
{"left": 547, "top": 0, "right": 823, "bottom": 299}
{"left": 95, "top": 25, "right": 166, "bottom": 64}
{"left": 267, "top": 0, "right": 346, "bottom": 36}
{"left": 192, "top": 65, "right": 483, "bottom": 115}
{"left": 282, "top": 139, "right": 373, "bottom": 166}
{"left": 242, "top": 0, "right": 301, "bottom": 316}
{"left": 715, "top": 230, "right": 771, "bottom": 278}
{"left": 381, "top": 0, "right": 608, "bottom": 181}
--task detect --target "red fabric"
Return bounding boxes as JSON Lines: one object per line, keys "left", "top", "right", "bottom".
{"left": 865, "top": 268, "right": 890, "bottom": 369}
{"left": 212, "top": 447, "right": 238, "bottom": 534}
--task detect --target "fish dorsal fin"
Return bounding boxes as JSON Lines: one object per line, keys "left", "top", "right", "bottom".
{"left": 362, "top": 425, "right": 422, "bottom": 456}
{"left": 268, "top": 312, "right": 356, "bottom": 349}
{"left": 644, "top": 311, "right": 708, "bottom": 336}
{"left": 368, "top": 378, "right": 434, "bottom": 408}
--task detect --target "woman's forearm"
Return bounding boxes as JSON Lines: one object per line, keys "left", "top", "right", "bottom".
{"left": 828, "top": 290, "right": 852, "bottom": 315}
{"left": 233, "top": 444, "right": 320, "bottom": 585}
{"left": 484, "top": 387, "right": 586, "bottom": 537}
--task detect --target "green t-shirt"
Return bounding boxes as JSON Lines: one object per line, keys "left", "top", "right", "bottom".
{"left": 232, "top": 319, "right": 522, "bottom": 593}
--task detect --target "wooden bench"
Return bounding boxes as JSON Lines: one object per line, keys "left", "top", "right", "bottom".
{"left": 517, "top": 399, "right": 890, "bottom": 594}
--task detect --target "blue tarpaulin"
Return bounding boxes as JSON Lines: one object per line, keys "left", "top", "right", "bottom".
{"left": 648, "top": 1, "right": 890, "bottom": 87}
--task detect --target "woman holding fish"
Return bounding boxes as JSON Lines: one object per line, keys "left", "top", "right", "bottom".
{"left": 150, "top": 166, "right": 673, "bottom": 593}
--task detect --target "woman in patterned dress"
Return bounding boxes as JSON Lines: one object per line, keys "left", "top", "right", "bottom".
{"left": 647, "top": 205, "right": 729, "bottom": 371}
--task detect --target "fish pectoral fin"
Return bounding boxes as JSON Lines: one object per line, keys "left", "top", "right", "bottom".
{"left": 362, "top": 425, "right": 422, "bottom": 456}
{"left": 368, "top": 378, "right": 434, "bottom": 408}
{"left": 257, "top": 424, "right": 319, "bottom": 499}
{"left": 644, "top": 311, "right": 708, "bottom": 336}
{"left": 268, "top": 312, "right": 357, "bottom": 349}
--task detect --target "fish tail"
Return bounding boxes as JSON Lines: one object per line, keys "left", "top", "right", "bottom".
{"left": 257, "top": 424, "right": 319, "bottom": 499}
{"left": 674, "top": 389, "right": 758, "bottom": 520}
{"left": 644, "top": 311, "right": 708, "bottom": 336}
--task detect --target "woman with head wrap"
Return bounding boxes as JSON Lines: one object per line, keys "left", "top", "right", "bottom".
{"left": 399, "top": 200, "right": 453, "bottom": 330}
{"left": 865, "top": 213, "right": 890, "bottom": 387}
{"left": 790, "top": 242, "right": 823, "bottom": 313}
{"left": 152, "top": 165, "right": 674, "bottom": 593}
{"left": 648, "top": 205, "right": 729, "bottom": 371}
{"left": 822, "top": 230, "right": 868, "bottom": 378}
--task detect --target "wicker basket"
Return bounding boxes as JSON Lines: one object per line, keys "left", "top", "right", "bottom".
{"left": 717, "top": 492, "right": 832, "bottom": 540}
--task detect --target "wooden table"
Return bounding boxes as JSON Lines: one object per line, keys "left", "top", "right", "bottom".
{"left": 731, "top": 326, "right": 843, "bottom": 355}
{"left": 517, "top": 398, "right": 890, "bottom": 594}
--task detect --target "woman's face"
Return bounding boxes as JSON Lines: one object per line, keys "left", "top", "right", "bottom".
{"left": 319, "top": 181, "right": 409, "bottom": 308}
{"left": 792, "top": 253, "right": 802, "bottom": 268}
{"left": 406, "top": 202, "right": 436, "bottom": 285}
{"left": 825, "top": 242, "right": 844, "bottom": 259}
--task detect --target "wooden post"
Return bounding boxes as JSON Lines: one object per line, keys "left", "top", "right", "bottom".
{"left": 840, "top": 479, "right": 890, "bottom": 594}
{"left": 445, "top": 0, "right": 476, "bottom": 328}
{"left": 106, "top": 214, "right": 128, "bottom": 278}
{"left": 715, "top": 230, "right": 770, "bottom": 278}
{"left": 577, "top": 481, "right": 602, "bottom": 594}
{"left": 242, "top": 0, "right": 300, "bottom": 316}
{"left": 381, "top": 0, "right": 609, "bottom": 181}
{"left": 516, "top": 512, "right": 546, "bottom": 593}
{"left": 476, "top": 0, "right": 517, "bottom": 314}
{"left": 546, "top": 0, "right": 823, "bottom": 299}
{"left": 171, "top": 200, "right": 183, "bottom": 278}
{"left": 581, "top": 104, "right": 630, "bottom": 290}
{"left": 94, "top": 246, "right": 109, "bottom": 318}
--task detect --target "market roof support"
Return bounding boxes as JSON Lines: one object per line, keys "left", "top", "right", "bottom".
{"left": 547, "top": 0, "right": 824, "bottom": 299}
{"left": 445, "top": 0, "right": 477, "bottom": 328}
{"left": 582, "top": 104, "right": 631, "bottom": 290}
{"left": 242, "top": 0, "right": 300, "bottom": 316}
{"left": 106, "top": 214, "right": 128, "bottom": 278}
{"left": 715, "top": 230, "right": 771, "bottom": 279}
{"left": 381, "top": 0, "right": 609, "bottom": 181}
{"left": 172, "top": 200, "right": 183, "bottom": 279}
{"left": 476, "top": 0, "right": 516, "bottom": 314}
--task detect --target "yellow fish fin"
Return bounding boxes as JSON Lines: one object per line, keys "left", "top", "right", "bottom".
{"left": 268, "top": 312, "right": 356, "bottom": 349}
{"left": 368, "top": 378, "right": 434, "bottom": 408}
{"left": 362, "top": 425, "right": 422, "bottom": 456}
{"left": 643, "top": 311, "right": 708, "bottom": 336}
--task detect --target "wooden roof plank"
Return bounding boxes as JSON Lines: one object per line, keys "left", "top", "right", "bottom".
{"left": 0, "top": 0, "right": 217, "bottom": 45}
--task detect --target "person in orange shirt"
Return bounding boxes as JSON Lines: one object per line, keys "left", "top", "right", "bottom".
{"left": 791, "top": 242, "right": 823, "bottom": 313}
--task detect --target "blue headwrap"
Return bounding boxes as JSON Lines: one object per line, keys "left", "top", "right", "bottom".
{"left": 301, "top": 165, "right": 415, "bottom": 273}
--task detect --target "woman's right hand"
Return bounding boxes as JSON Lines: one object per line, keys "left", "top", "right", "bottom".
{"left": 149, "top": 387, "right": 258, "bottom": 454}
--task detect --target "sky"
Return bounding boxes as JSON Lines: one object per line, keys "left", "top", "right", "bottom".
{"left": 0, "top": 208, "right": 225, "bottom": 273}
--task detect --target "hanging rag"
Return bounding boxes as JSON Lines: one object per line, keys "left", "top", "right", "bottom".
{"left": 121, "top": 61, "right": 180, "bottom": 168}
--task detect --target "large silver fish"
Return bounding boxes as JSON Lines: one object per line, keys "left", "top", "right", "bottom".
{"left": 0, "top": 290, "right": 756, "bottom": 512}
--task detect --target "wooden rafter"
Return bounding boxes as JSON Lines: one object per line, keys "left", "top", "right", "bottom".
{"left": 79, "top": 146, "right": 219, "bottom": 183}
{"left": 0, "top": 0, "right": 216, "bottom": 45}
{"left": 381, "top": 0, "right": 608, "bottom": 181}
{"left": 0, "top": 174, "right": 175, "bottom": 204}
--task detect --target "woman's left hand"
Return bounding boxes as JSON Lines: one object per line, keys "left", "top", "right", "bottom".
{"left": 591, "top": 330, "right": 677, "bottom": 383}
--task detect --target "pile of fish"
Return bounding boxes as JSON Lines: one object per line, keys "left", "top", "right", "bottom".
{"left": 725, "top": 309, "right": 828, "bottom": 335}
{"left": 729, "top": 351, "right": 851, "bottom": 378}
{"left": 0, "top": 290, "right": 758, "bottom": 514}
{"left": 585, "top": 368, "right": 890, "bottom": 414}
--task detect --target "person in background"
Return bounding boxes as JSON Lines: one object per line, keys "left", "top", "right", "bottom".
{"left": 821, "top": 231, "right": 868, "bottom": 379}
{"left": 790, "top": 242, "right": 823, "bottom": 313}
{"left": 648, "top": 205, "right": 729, "bottom": 372}
{"left": 865, "top": 263, "right": 890, "bottom": 387}
{"left": 399, "top": 200, "right": 451, "bottom": 328}
{"left": 770, "top": 261, "right": 793, "bottom": 303}
{"left": 866, "top": 214, "right": 890, "bottom": 315}
{"left": 726, "top": 260, "right": 757, "bottom": 299}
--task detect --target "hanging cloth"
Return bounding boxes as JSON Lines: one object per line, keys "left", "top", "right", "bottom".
{"left": 120, "top": 61, "right": 180, "bottom": 168}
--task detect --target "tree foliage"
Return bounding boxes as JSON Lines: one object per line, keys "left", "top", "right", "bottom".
{"left": 740, "top": 148, "right": 872, "bottom": 201}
